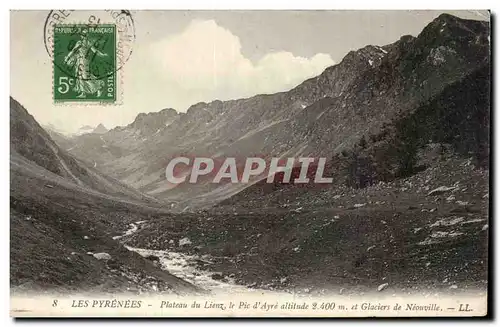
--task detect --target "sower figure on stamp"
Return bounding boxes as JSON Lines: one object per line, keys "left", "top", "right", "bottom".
{"left": 63, "top": 29, "right": 107, "bottom": 98}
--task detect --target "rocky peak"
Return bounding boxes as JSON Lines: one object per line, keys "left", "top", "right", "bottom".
{"left": 341, "top": 45, "right": 387, "bottom": 68}
{"left": 186, "top": 102, "right": 209, "bottom": 115}
{"left": 129, "top": 107, "right": 180, "bottom": 135}
{"left": 93, "top": 123, "right": 108, "bottom": 134}
{"left": 158, "top": 108, "right": 178, "bottom": 118}
{"left": 415, "top": 13, "right": 489, "bottom": 51}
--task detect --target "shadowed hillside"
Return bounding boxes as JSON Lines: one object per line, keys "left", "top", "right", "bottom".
{"left": 10, "top": 97, "right": 198, "bottom": 294}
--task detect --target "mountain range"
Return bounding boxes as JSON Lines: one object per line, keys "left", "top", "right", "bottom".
{"left": 12, "top": 13, "right": 490, "bottom": 293}
{"left": 51, "top": 13, "right": 490, "bottom": 210}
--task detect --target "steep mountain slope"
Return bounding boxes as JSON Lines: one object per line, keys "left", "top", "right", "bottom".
{"left": 64, "top": 14, "right": 489, "bottom": 209}
{"left": 222, "top": 62, "right": 490, "bottom": 206}
{"left": 127, "top": 29, "right": 490, "bottom": 292}
{"left": 10, "top": 97, "right": 197, "bottom": 294}
{"left": 129, "top": 152, "right": 489, "bottom": 294}
{"left": 11, "top": 97, "right": 158, "bottom": 204}
{"left": 43, "top": 124, "right": 74, "bottom": 150}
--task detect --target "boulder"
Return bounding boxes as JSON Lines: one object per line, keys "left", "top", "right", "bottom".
{"left": 179, "top": 237, "right": 192, "bottom": 247}
{"left": 377, "top": 283, "right": 389, "bottom": 292}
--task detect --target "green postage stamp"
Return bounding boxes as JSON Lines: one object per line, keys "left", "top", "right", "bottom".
{"left": 53, "top": 24, "right": 117, "bottom": 103}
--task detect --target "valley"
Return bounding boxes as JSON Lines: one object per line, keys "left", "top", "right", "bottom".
{"left": 10, "top": 13, "right": 490, "bottom": 297}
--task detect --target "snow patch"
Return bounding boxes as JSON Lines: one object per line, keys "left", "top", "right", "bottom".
{"left": 376, "top": 46, "right": 388, "bottom": 54}
{"left": 461, "top": 218, "right": 486, "bottom": 225}
{"left": 427, "top": 185, "right": 458, "bottom": 196}
{"left": 93, "top": 252, "right": 112, "bottom": 260}
{"left": 429, "top": 216, "right": 464, "bottom": 228}
{"left": 418, "top": 231, "right": 464, "bottom": 246}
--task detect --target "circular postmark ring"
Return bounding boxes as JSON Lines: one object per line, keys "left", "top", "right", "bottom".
{"left": 44, "top": 10, "right": 136, "bottom": 81}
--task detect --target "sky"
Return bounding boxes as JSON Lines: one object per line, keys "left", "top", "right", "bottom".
{"left": 10, "top": 10, "right": 489, "bottom": 133}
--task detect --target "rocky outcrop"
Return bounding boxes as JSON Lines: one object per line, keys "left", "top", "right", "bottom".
{"left": 128, "top": 108, "right": 180, "bottom": 136}
{"left": 93, "top": 123, "right": 108, "bottom": 134}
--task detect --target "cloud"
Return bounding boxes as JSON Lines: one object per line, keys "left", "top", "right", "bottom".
{"left": 149, "top": 20, "right": 334, "bottom": 105}
{"left": 10, "top": 17, "right": 336, "bottom": 134}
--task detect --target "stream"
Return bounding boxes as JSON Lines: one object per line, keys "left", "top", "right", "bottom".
{"left": 125, "top": 245, "right": 258, "bottom": 294}
{"left": 118, "top": 221, "right": 267, "bottom": 294}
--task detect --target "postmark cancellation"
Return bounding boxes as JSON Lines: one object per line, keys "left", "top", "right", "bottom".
{"left": 45, "top": 10, "right": 135, "bottom": 105}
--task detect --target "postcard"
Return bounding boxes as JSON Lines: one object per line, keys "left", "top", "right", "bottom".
{"left": 10, "top": 9, "right": 490, "bottom": 317}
